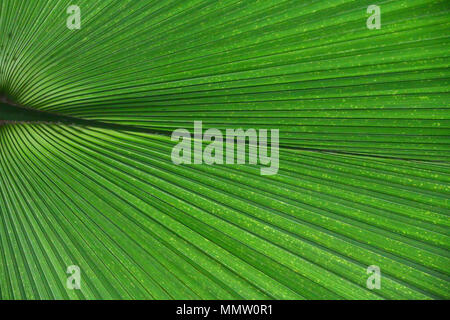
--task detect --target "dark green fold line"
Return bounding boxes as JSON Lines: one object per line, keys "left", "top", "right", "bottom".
{"left": 0, "top": 98, "right": 171, "bottom": 136}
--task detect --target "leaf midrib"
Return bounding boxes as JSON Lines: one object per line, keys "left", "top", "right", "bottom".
{"left": 0, "top": 97, "right": 169, "bottom": 136}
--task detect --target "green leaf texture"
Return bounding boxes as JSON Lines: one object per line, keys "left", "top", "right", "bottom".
{"left": 0, "top": 0, "right": 449, "bottom": 299}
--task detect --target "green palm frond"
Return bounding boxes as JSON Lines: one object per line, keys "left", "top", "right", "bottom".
{"left": 0, "top": 0, "right": 449, "bottom": 300}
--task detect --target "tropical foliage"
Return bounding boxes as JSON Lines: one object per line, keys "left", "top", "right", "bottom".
{"left": 0, "top": 0, "right": 449, "bottom": 299}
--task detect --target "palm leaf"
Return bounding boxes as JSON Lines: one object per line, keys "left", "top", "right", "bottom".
{"left": 0, "top": 0, "right": 449, "bottom": 299}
